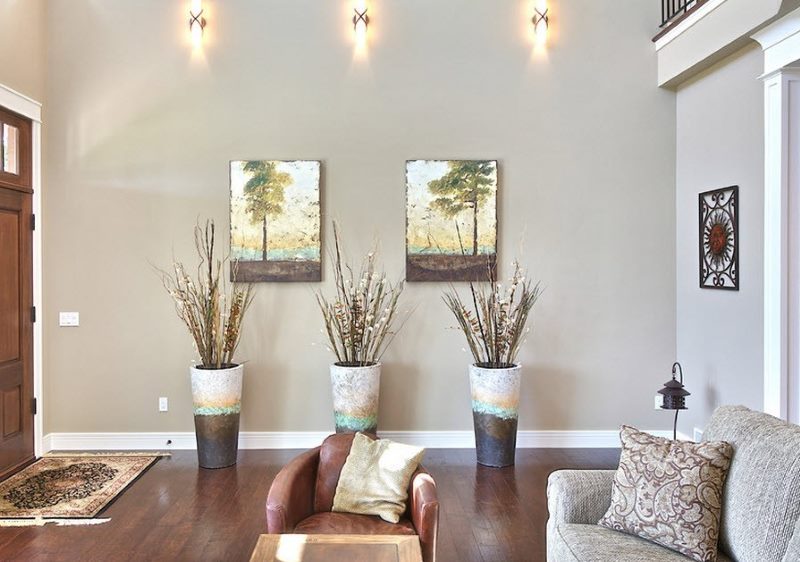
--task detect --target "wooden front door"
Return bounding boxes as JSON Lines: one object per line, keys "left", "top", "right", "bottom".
{"left": 0, "top": 106, "right": 34, "bottom": 478}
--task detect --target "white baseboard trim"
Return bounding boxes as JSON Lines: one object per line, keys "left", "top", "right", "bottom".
{"left": 43, "top": 429, "right": 691, "bottom": 453}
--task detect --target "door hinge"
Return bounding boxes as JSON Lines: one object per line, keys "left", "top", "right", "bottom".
{"left": 31, "top": 213, "right": 35, "bottom": 231}
{"left": 31, "top": 306, "right": 36, "bottom": 323}
{"left": 31, "top": 398, "right": 37, "bottom": 416}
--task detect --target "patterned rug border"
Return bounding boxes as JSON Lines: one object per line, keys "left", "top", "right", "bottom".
{"left": 0, "top": 518, "right": 111, "bottom": 527}
{"left": 44, "top": 451, "right": 171, "bottom": 458}
{"left": 0, "top": 455, "right": 161, "bottom": 519}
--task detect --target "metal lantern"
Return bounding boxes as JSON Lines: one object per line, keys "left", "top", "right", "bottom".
{"left": 658, "top": 362, "right": 690, "bottom": 440}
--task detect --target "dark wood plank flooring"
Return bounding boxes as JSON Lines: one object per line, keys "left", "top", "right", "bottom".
{"left": 0, "top": 448, "right": 619, "bottom": 562}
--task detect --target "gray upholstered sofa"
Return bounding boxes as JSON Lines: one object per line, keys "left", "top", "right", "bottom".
{"left": 546, "top": 406, "right": 800, "bottom": 562}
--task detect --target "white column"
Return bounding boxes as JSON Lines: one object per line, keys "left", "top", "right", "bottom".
{"left": 761, "top": 69, "right": 798, "bottom": 421}
{"left": 754, "top": 8, "right": 800, "bottom": 423}
{"left": 788, "top": 72, "right": 800, "bottom": 424}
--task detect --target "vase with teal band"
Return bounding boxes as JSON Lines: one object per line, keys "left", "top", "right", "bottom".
{"left": 469, "top": 363, "right": 521, "bottom": 467}
{"left": 190, "top": 364, "right": 243, "bottom": 469}
{"left": 330, "top": 363, "right": 380, "bottom": 433}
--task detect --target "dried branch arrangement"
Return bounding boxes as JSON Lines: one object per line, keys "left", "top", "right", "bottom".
{"left": 316, "top": 222, "right": 406, "bottom": 367}
{"left": 443, "top": 262, "right": 541, "bottom": 368}
{"left": 159, "top": 220, "right": 255, "bottom": 369}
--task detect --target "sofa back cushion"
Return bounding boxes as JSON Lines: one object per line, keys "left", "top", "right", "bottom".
{"left": 783, "top": 518, "right": 800, "bottom": 562}
{"left": 703, "top": 405, "right": 800, "bottom": 562}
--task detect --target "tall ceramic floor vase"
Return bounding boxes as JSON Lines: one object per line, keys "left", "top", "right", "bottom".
{"left": 469, "top": 363, "right": 522, "bottom": 468}
{"left": 190, "top": 364, "right": 243, "bottom": 469}
{"left": 330, "top": 362, "right": 381, "bottom": 433}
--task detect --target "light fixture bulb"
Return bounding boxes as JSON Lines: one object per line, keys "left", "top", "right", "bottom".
{"left": 352, "top": 0, "right": 369, "bottom": 53}
{"left": 532, "top": 1, "right": 549, "bottom": 47}
{"left": 190, "top": 0, "right": 206, "bottom": 49}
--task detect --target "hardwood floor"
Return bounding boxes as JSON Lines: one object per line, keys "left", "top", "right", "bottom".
{"left": 0, "top": 448, "right": 620, "bottom": 562}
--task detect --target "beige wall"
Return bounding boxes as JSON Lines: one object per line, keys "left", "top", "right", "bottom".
{"left": 42, "top": 0, "right": 676, "bottom": 434}
{"left": 0, "top": 0, "right": 46, "bottom": 101}
{"left": 675, "top": 44, "right": 764, "bottom": 438}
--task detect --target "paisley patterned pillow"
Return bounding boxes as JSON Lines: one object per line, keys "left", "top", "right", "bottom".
{"left": 598, "top": 426, "right": 733, "bottom": 562}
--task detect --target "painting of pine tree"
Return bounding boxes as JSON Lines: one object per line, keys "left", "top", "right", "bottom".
{"left": 406, "top": 160, "right": 497, "bottom": 282}
{"left": 230, "top": 160, "right": 321, "bottom": 282}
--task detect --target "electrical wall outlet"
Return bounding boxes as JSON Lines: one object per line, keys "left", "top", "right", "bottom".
{"left": 693, "top": 427, "right": 704, "bottom": 442}
{"left": 654, "top": 394, "right": 662, "bottom": 410}
{"left": 158, "top": 397, "right": 168, "bottom": 412}
{"left": 59, "top": 312, "right": 80, "bottom": 327}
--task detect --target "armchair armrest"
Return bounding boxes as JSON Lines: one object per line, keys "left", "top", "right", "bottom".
{"left": 408, "top": 467, "right": 439, "bottom": 562}
{"left": 546, "top": 470, "right": 616, "bottom": 526}
{"left": 266, "top": 447, "right": 321, "bottom": 533}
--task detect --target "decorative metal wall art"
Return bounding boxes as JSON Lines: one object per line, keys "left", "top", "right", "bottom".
{"left": 699, "top": 185, "right": 738, "bottom": 290}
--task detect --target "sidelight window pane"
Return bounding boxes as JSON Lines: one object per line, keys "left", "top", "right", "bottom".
{"left": 1, "top": 123, "right": 19, "bottom": 175}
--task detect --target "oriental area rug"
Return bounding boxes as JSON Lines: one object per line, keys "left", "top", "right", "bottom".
{"left": 0, "top": 454, "right": 161, "bottom": 524}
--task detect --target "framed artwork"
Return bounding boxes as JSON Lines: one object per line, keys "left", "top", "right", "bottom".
{"left": 406, "top": 160, "right": 498, "bottom": 282}
{"left": 699, "top": 185, "right": 738, "bottom": 290}
{"left": 230, "top": 160, "right": 321, "bottom": 282}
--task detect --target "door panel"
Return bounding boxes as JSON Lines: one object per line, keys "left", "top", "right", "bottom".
{"left": 0, "top": 105, "right": 33, "bottom": 478}
{"left": 3, "top": 387, "right": 21, "bottom": 438}
{"left": 0, "top": 210, "right": 20, "bottom": 363}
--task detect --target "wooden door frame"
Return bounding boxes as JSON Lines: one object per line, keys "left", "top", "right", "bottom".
{"left": 0, "top": 83, "right": 42, "bottom": 456}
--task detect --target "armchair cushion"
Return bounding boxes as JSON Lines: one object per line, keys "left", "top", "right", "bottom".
{"left": 294, "top": 512, "right": 417, "bottom": 535}
{"left": 332, "top": 432, "right": 425, "bottom": 523}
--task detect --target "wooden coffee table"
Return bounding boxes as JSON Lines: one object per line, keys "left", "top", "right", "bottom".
{"left": 249, "top": 534, "right": 422, "bottom": 562}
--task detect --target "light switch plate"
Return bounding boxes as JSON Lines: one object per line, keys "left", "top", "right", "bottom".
{"left": 654, "top": 394, "right": 662, "bottom": 410}
{"left": 158, "top": 397, "right": 168, "bottom": 412}
{"left": 59, "top": 312, "right": 80, "bottom": 327}
{"left": 693, "top": 427, "right": 704, "bottom": 442}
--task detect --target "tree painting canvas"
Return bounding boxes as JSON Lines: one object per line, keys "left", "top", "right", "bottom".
{"left": 230, "top": 160, "right": 321, "bottom": 282}
{"left": 406, "top": 160, "right": 498, "bottom": 282}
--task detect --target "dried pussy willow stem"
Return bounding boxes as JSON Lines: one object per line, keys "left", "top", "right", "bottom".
{"left": 158, "top": 220, "right": 255, "bottom": 369}
{"left": 316, "top": 222, "right": 407, "bottom": 366}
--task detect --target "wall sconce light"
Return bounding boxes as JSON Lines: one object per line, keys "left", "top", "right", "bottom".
{"left": 532, "top": 3, "right": 549, "bottom": 45}
{"left": 352, "top": 1, "right": 369, "bottom": 52}
{"left": 658, "top": 362, "right": 691, "bottom": 440}
{"left": 353, "top": 7, "right": 369, "bottom": 33}
{"left": 189, "top": 0, "right": 206, "bottom": 48}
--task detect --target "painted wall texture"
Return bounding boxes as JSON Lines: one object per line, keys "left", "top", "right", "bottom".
{"left": 37, "top": 0, "right": 676, "bottom": 434}
{"left": 675, "top": 44, "right": 765, "bottom": 437}
{"left": 0, "top": 0, "right": 46, "bottom": 101}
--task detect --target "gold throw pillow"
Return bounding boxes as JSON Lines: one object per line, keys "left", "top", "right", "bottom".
{"left": 332, "top": 433, "right": 425, "bottom": 523}
{"left": 598, "top": 426, "right": 733, "bottom": 562}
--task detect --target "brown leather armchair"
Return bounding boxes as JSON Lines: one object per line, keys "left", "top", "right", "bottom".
{"left": 266, "top": 433, "right": 439, "bottom": 562}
